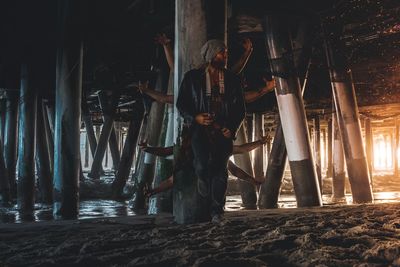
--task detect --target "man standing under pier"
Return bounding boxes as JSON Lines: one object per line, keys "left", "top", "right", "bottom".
{"left": 176, "top": 39, "right": 246, "bottom": 223}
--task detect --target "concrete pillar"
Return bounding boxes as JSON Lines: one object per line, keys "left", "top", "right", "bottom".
{"left": 258, "top": 122, "right": 287, "bottom": 208}
{"left": 0, "top": 139, "right": 11, "bottom": 204}
{"left": 327, "top": 118, "right": 333, "bottom": 177}
{"left": 81, "top": 100, "right": 98, "bottom": 165}
{"left": 98, "top": 92, "right": 120, "bottom": 170}
{"left": 149, "top": 98, "right": 174, "bottom": 214}
{"left": 109, "top": 130, "right": 119, "bottom": 170}
{"left": 17, "top": 64, "right": 37, "bottom": 213}
{"left": 42, "top": 102, "right": 54, "bottom": 175}
{"left": 133, "top": 70, "right": 166, "bottom": 211}
{"left": 89, "top": 91, "right": 118, "bottom": 179}
{"left": 84, "top": 134, "right": 89, "bottom": 168}
{"left": 0, "top": 99, "right": 6, "bottom": 146}
{"left": 253, "top": 113, "right": 264, "bottom": 179}
{"left": 35, "top": 98, "right": 52, "bottom": 204}
{"left": 322, "top": 128, "right": 327, "bottom": 174}
{"left": 112, "top": 103, "right": 144, "bottom": 198}
{"left": 265, "top": 15, "right": 321, "bottom": 207}
{"left": 148, "top": 68, "right": 172, "bottom": 215}
{"left": 332, "top": 113, "right": 345, "bottom": 200}
{"left": 105, "top": 145, "right": 109, "bottom": 168}
{"left": 325, "top": 24, "right": 373, "bottom": 203}
{"left": 4, "top": 91, "right": 18, "bottom": 198}
{"left": 365, "top": 118, "right": 373, "bottom": 177}
{"left": 234, "top": 125, "right": 257, "bottom": 208}
{"left": 391, "top": 132, "right": 395, "bottom": 172}
{"left": 395, "top": 119, "right": 399, "bottom": 177}
{"left": 46, "top": 102, "right": 55, "bottom": 136}
{"left": 173, "top": 0, "right": 227, "bottom": 223}
{"left": 314, "top": 116, "right": 322, "bottom": 191}
{"left": 53, "top": 0, "right": 83, "bottom": 219}
{"left": 0, "top": 99, "right": 10, "bottom": 204}
{"left": 258, "top": 27, "right": 312, "bottom": 209}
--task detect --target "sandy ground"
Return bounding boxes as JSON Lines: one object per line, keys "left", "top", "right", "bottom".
{"left": 1, "top": 172, "right": 400, "bottom": 266}
{"left": 2, "top": 202, "right": 400, "bottom": 266}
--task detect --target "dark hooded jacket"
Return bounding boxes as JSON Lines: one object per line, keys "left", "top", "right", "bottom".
{"left": 176, "top": 67, "right": 245, "bottom": 139}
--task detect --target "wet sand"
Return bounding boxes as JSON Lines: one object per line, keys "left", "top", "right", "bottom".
{"left": 2, "top": 202, "right": 400, "bottom": 266}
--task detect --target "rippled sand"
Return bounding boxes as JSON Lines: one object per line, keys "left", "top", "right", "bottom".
{"left": 2, "top": 202, "right": 400, "bottom": 266}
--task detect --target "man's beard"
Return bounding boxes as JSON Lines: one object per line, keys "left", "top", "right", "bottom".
{"left": 211, "top": 60, "right": 226, "bottom": 70}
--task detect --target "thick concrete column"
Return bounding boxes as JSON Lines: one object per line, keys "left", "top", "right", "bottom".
{"left": 89, "top": 91, "right": 118, "bottom": 179}
{"left": 17, "top": 64, "right": 37, "bottom": 213}
{"left": 35, "top": 98, "right": 53, "bottom": 204}
{"left": 258, "top": 122, "right": 287, "bottom": 208}
{"left": 332, "top": 113, "right": 345, "bottom": 200}
{"left": 365, "top": 118, "right": 374, "bottom": 177}
{"left": 173, "top": 0, "right": 227, "bottom": 223}
{"left": 53, "top": 0, "right": 83, "bottom": 219}
{"left": 112, "top": 103, "right": 144, "bottom": 198}
{"left": 395, "top": 119, "right": 399, "bottom": 177}
{"left": 265, "top": 15, "right": 321, "bottom": 207}
{"left": 253, "top": 113, "right": 264, "bottom": 179}
{"left": 324, "top": 24, "right": 373, "bottom": 203}
{"left": 234, "top": 125, "right": 257, "bottom": 208}
{"left": 313, "top": 116, "right": 322, "bottom": 191}
{"left": 327, "top": 118, "right": 333, "bottom": 177}
{"left": 258, "top": 29, "right": 311, "bottom": 209}
{"left": 4, "top": 91, "right": 19, "bottom": 198}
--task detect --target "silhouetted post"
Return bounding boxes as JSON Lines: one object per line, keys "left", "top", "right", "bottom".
{"left": 332, "top": 113, "right": 345, "bottom": 201}
{"left": 327, "top": 118, "right": 333, "bottom": 177}
{"left": 258, "top": 122, "right": 287, "bottom": 208}
{"left": 324, "top": 22, "right": 373, "bottom": 203}
{"left": 365, "top": 118, "right": 373, "bottom": 177}
{"left": 82, "top": 100, "right": 99, "bottom": 167}
{"left": 4, "top": 91, "right": 18, "bottom": 198}
{"left": 0, "top": 99, "right": 11, "bottom": 204}
{"left": 314, "top": 116, "right": 322, "bottom": 191}
{"left": 234, "top": 125, "right": 257, "bottom": 208}
{"left": 322, "top": 128, "right": 327, "bottom": 175}
{"left": 395, "top": 119, "right": 399, "bottom": 177}
{"left": 42, "top": 101, "right": 54, "bottom": 175}
{"left": 112, "top": 103, "right": 144, "bottom": 198}
{"left": 17, "top": 64, "right": 37, "bottom": 213}
{"left": 35, "top": 98, "right": 52, "bottom": 204}
{"left": 84, "top": 134, "right": 89, "bottom": 168}
{"left": 0, "top": 99, "right": 6, "bottom": 146}
{"left": 53, "top": 0, "right": 84, "bottom": 219}
{"left": 148, "top": 69, "right": 172, "bottom": 215}
{"left": 0, "top": 133, "right": 11, "bottom": 204}
{"left": 265, "top": 15, "right": 321, "bottom": 207}
{"left": 89, "top": 91, "right": 118, "bottom": 179}
{"left": 253, "top": 113, "right": 264, "bottom": 179}
{"left": 98, "top": 92, "right": 120, "bottom": 170}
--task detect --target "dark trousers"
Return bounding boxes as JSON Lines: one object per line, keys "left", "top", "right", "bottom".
{"left": 191, "top": 125, "right": 233, "bottom": 216}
